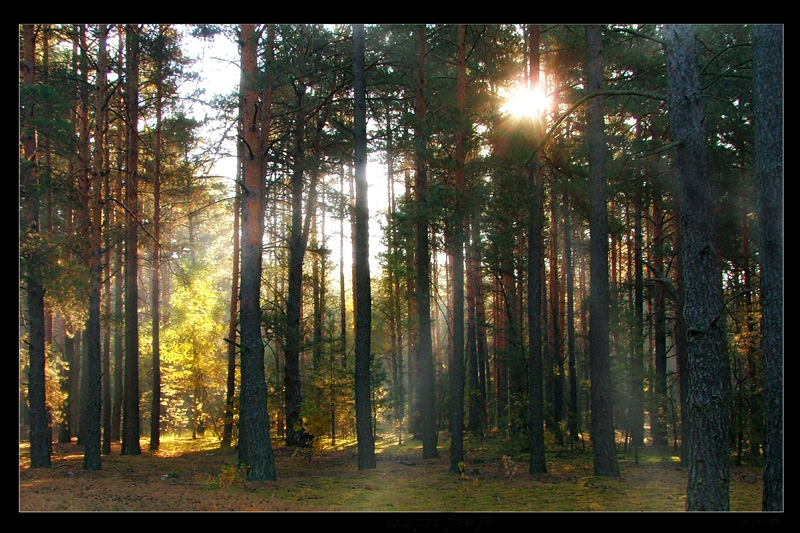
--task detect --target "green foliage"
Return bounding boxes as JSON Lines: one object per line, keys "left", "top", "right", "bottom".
{"left": 159, "top": 259, "right": 228, "bottom": 435}
{"left": 204, "top": 463, "right": 247, "bottom": 490}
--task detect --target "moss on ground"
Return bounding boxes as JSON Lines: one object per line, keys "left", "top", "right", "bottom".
{"left": 19, "top": 433, "right": 763, "bottom": 512}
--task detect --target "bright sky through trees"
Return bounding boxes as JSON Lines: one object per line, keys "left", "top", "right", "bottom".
{"left": 180, "top": 26, "right": 392, "bottom": 276}
{"left": 500, "top": 84, "right": 552, "bottom": 119}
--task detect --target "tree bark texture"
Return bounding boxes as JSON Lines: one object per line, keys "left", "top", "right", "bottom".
{"left": 448, "top": 24, "right": 467, "bottom": 474}
{"left": 237, "top": 23, "right": 276, "bottom": 481}
{"left": 526, "top": 23, "right": 547, "bottom": 474}
{"left": 586, "top": 24, "right": 620, "bottom": 477}
{"left": 564, "top": 194, "right": 579, "bottom": 443}
{"left": 149, "top": 26, "right": 165, "bottom": 452}
{"left": 21, "top": 23, "right": 52, "bottom": 469}
{"left": 284, "top": 86, "right": 308, "bottom": 447}
{"left": 664, "top": 23, "right": 729, "bottom": 511}
{"left": 222, "top": 176, "right": 241, "bottom": 449}
{"left": 650, "top": 195, "right": 669, "bottom": 446}
{"left": 752, "top": 23, "right": 783, "bottom": 512}
{"left": 82, "top": 24, "right": 105, "bottom": 470}
{"left": 121, "top": 24, "right": 141, "bottom": 456}
{"left": 352, "top": 24, "right": 377, "bottom": 470}
{"left": 414, "top": 25, "right": 439, "bottom": 459}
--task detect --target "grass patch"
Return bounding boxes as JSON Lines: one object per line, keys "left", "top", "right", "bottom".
{"left": 19, "top": 433, "right": 763, "bottom": 512}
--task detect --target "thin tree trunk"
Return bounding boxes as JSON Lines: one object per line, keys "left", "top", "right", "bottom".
{"left": 631, "top": 193, "right": 644, "bottom": 448}
{"left": 473, "top": 220, "right": 489, "bottom": 429}
{"left": 121, "top": 24, "right": 142, "bottom": 456}
{"left": 100, "top": 29, "right": 113, "bottom": 456}
{"left": 549, "top": 191, "right": 564, "bottom": 444}
{"left": 466, "top": 215, "right": 485, "bottom": 436}
{"left": 111, "top": 28, "right": 125, "bottom": 441}
{"left": 82, "top": 24, "right": 105, "bottom": 470}
{"left": 312, "top": 210, "right": 323, "bottom": 373}
{"left": 414, "top": 25, "right": 438, "bottom": 459}
{"left": 526, "top": 23, "right": 547, "bottom": 474}
{"left": 352, "top": 23, "right": 376, "bottom": 470}
{"left": 586, "top": 24, "right": 619, "bottom": 477}
{"left": 283, "top": 75, "right": 323, "bottom": 446}
{"left": 405, "top": 167, "right": 419, "bottom": 438}
{"left": 149, "top": 28, "right": 165, "bottom": 452}
{"left": 674, "top": 207, "right": 689, "bottom": 464}
{"left": 76, "top": 28, "right": 92, "bottom": 450}
{"left": 222, "top": 172, "right": 241, "bottom": 449}
{"left": 284, "top": 86, "right": 307, "bottom": 447}
{"left": 650, "top": 195, "right": 668, "bottom": 446}
{"left": 448, "top": 24, "right": 467, "bottom": 474}
{"left": 57, "top": 318, "right": 72, "bottom": 443}
{"left": 112, "top": 171, "right": 124, "bottom": 443}
{"left": 564, "top": 194, "right": 579, "bottom": 443}
{"left": 385, "top": 117, "right": 405, "bottom": 443}
{"left": 339, "top": 167, "right": 348, "bottom": 369}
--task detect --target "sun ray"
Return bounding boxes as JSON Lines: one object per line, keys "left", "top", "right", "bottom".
{"left": 500, "top": 84, "right": 551, "bottom": 120}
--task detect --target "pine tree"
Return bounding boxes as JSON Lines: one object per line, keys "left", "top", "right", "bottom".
{"left": 664, "top": 23, "right": 729, "bottom": 511}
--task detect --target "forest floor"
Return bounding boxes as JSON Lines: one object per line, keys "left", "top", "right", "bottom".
{"left": 19, "top": 432, "right": 768, "bottom": 516}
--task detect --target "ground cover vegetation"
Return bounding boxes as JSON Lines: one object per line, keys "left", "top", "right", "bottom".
{"left": 19, "top": 24, "right": 782, "bottom": 513}
{"left": 20, "top": 434, "right": 762, "bottom": 512}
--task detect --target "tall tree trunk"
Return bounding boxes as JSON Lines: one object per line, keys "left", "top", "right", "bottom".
{"left": 650, "top": 199, "right": 668, "bottom": 446}
{"left": 76, "top": 28, "right": 92, "bottom": 450}
{"left": 674, "top": 207, "right": 689, "bottom": 464}
{"left": 100, "top": 29, "right": 113, "bottom": 456}
{"left": 585, "top": 24, "right": 620, "bottom": 477}
{"left": 549, "top": 191, "right": 564, "bottom": 444}
{"left": 237, "top": 23, "right": 277, "bottom": 481}
{"left": 384, "top": 115, "right": 405, "bottom": 443}
{"left": 312, "top": 210, "right": 323, "bottom": 373}
{"left": 448, "top": 24, "right": 467, "bottom": 474}
{"left": 752, "top": 23, "right": 783, "bottom": 512}
{"left": 414, "top": 25, "right": 439, "bottom": 459}
{"left": 474, "top": 222, "right": 490, "bottom": 429}
{"left": 339, "top": 167, "right": 348, "bottom": 369}
{"left": 111, "top": 28, "right": 125, "bottom": 442}
{"left": 81, "top": 23, "right": 105, "bottom": 470}
{"left": 405, "top": 167, "right": 419, "bottom": 438}
{"left": 21, "top": 23, "right": 51, "bottom": 469}
{"left": 70, "top": 330, "right": 82, "bottom": 440}
{"left": 664, "top": 24, "right": 728, "bottom": 511}
{"left": 149, "top": 27, "right": 166, "bottom": 452}
{"left": 112, "top": 152, "right": 124, "bottom": 443}
{"left": 121, "top": 24, "right": 142, "bottom": 456}
{"left": 284, "top": 87, "right": 306, "bottom": 447}
{"left": 631, "top": 193, "right": 644, "bottom": 448}
{"left": 466, "top": 215, "right": 486, "bottom": 435}
{"left": 493, "top": 277, "right": 506, "bottom": 430}
{"left": 650, "top": 195, "right": 668, "bottom": 446}
{"left": 57, "top": 318, "right": 72, "bottom": 443}
{"left": 564, "top": 194, "right": 579, "bottom": 443}
{"left": 736, "top": 171, "right": 761, "bottom": 463}
{"left": 283, "top": 74, "right": 323, "bottom": 446}
{"left": 222, "top": 162, "right": 241, "bottom": 449}
{"left": 352, "top": 24, "right": 376, "bottom": 470}
{"left": 526, "top": 23, "right": 547, "bottom": 474}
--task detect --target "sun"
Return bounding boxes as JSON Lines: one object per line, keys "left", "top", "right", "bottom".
{"left": 500, "top": 84, "right": 551, "bottom": 120}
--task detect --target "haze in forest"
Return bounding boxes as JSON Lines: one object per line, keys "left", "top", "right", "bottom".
{"left": 181, "top": 27, "right": 393, "bottom": 277}
{"left": 19, "top": 24, "right": 783, "bottom": 513}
